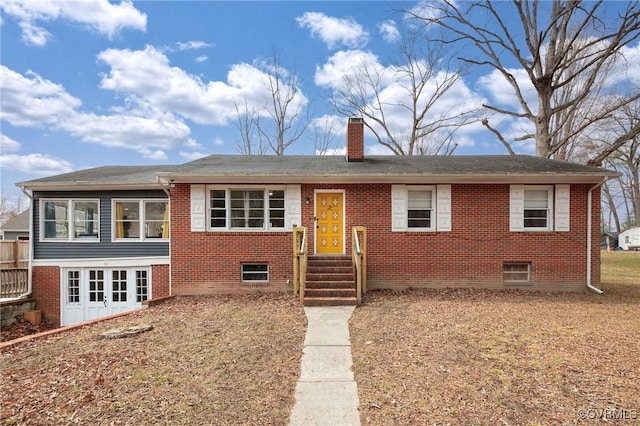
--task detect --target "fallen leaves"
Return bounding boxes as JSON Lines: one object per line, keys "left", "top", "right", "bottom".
{"left": 0, "top": 294, "right": 306, "bottom": 425}
{"left": 350, "top": 285, "right": 640, "bottom": 425}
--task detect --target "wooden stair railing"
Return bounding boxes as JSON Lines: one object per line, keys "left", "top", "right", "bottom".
{"left": 292, "top": 226, "right": 308, "bottom": 303}
{"left": 352, "top": 226, "right": 367, "bottom": 306}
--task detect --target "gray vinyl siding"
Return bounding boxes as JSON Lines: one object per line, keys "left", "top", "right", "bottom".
{"left": 33, "top": 190, "right": 169, "bottom": 260}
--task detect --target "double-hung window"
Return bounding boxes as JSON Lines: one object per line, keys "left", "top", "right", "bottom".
{"left": 510, "top": 185, "right": 568, "bottom": 232}
{"left": 113, "top": 199, "right": 169, "bottom": 240}
{"left": 207, "top": 187, "right": 287, "bottom": 231}
{"left": 523, "top": 188, "right": 551, "bottom": 230}
{"left": 41, "top": 199, "right": 99, "bottom": 241}
{"left": 407, "top": 189, "right": 433, "bottom": 230}
{"left": 392, "top": 185, "right": 450, "bottom": 232}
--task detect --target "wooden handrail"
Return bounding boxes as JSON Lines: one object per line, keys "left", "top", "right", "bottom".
{"left": 352, "top": 226, "right": 367, "bottom": 306}
{"left": 292, "top": 226, "right": 308, "bottom": 302}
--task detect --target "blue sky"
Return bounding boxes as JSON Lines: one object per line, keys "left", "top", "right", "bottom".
{"left": 1, "top": 1, "right": 639, "bottom": 204}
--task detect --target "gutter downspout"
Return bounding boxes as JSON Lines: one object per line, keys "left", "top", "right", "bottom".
{"left": 19, "top": 186, "right": 33, "bottom": 298}
{"left": 586, "top": 179, "right": 607, "bottom": 294}
{"left": 156, "top": 176, "right": 172, "bottom": 296}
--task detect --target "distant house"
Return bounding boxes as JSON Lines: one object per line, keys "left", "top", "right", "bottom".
{"left": 0, "top": 210, "right": 29, "bottom": 240}
{"left": 601, "top": 231, "right": 619, "bottom": 250}
{"left": 17, "top": 118, "right": 619, "bottom": 327}
{"left": 618, "top": 227, "right": 640, "bottom": 250}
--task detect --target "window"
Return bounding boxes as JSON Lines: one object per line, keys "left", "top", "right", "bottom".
{"left": 510, "top": 185, "right": 564, "bottom": 232}
{"left": 269, "top": 190, "right": 285, "bottom": 228}
{"left": 231, "top": 190, "right": 264, "bottom": 228}
{"left": 136, "top": 270, "right": 149, "bottom": 302}
{"left": 89, "top": 270, "right": 104, "bottom": 302}
{"left": 503, "top": 263, "right": 531, "bottom": 283}
{"left": 145, "top": 201, "right": 169, "bottom": 238}
{"left": 407, "top": 190, "right": 433, "bottom": 229}
{"left": 112, "top": 270, "right": 127, "bottom": 302}
{"left": 207, "top": 188, "right": 287, "bottom": 231}
{"left": 210, "top": 190, "right": 226, "bottom": 228}
{"left": 524, "top": 188, "right": 551, "bottom": 230}
{"left": 242, "top": 263, "right": 269, "bottom": 282}
{"left": 113, "top": 199, "right": 169, "bottom": 240}
{"left": 67, "top": 270, "right": 80, "bottom": 304}
{"left": 42, "top": 199, "right": 99, "bottom": 241}
{"left": 392, "top": 185, "right": 446, "bottom": 232}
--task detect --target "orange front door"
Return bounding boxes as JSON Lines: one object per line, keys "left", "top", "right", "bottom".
{"left": 316, "top": 192, "right": 344, "bottom": 254}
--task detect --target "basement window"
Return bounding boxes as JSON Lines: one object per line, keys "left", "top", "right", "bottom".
{"left": 503, "top": 262, "right": 531, "bottom": 284}
{"left": 241, "top": 263, "right": 269, "bottom": 282}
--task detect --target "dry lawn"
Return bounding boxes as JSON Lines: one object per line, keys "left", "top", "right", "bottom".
{"left": 350, "top": 251, "right": 640, "bottom": 425}
{"left": 0, "top": 294, "right": 306, "bottom": 425}
{"left": 1, "top": 253, "right": 638, "bottom": 425}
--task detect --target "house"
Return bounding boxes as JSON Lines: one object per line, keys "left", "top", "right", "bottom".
{"left": 618, "top": 227, "right": 640, "bottom": 250}
{"left": 17, "top": 118, "right": 618, "bottom": 327}
{"left": 0, "top": 210, "right": 29, "bottom": 240}
{"left": 600, "top": 231, "right": 619, "bottom": 250}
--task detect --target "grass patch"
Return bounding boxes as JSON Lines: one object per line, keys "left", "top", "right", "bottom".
{"left": 350, "top": 254, "right": 640, "bottom": 425}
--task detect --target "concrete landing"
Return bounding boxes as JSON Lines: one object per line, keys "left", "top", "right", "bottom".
{"left": 289, "top": 306, "right": 360, "bottom": 426}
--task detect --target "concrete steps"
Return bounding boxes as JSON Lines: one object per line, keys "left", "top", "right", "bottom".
{"left": 303, "top": 256, "right": 357, "bottom": 306}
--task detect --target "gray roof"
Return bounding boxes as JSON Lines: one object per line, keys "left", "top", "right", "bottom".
{"left": 0, "top": 210, "right": 29, "bottom": 231}
{"left": 16, "top": 155, "right": 618, "bottom": 190}
{"left": 17, "top": 165, "right": 179, "bottom": 190}
{"left": 158, "top": 155, "right": 618, "bottom": 184}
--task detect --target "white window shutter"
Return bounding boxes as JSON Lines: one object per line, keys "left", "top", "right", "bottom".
{"left": 555, "top": 184, "right": 570, "bottom": 232}
{"left": 285, "top": 185, "right": 301, "bottom": 230}
{"left": 510, "top": 185, "right": 525, "bottom": 232}
{"left": 436, "top": 185, "right": 452, "bottom": 232}
{"left": 391, "top": 185, "right": 407, "bottom": 231}
{"left": 190, "top": 185, "right": 206, "bottom": 232}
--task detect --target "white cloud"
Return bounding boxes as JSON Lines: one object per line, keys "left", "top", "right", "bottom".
{"left": 378, "top": 20, "right": 400, "bottom": 43}
{"left": 0, "top": 0, "right": 146, "bottom": 46}
{"left": 612, "top": 43, "right": 640, "bottom": 86}
{"left": 98, "top": 45, "right": 308, "bottom": 126}
{"left": 0, "top": 65, "right": 82, "bottom": 126}
{"left": 0, "top": 134, "right": 21, "bottom": 153}
{"left": 213, "top": 137, "right": 224, "bottom": 146}
{"left": 58, "top": 111, "right": 195, "bottom": 157}
{"left": 1, "top": 65, "right": 197, "bottom": 158}
{"left": 296, "top": 12, "right": 369, "bottom": 49}
{"left": 314, "top": 50, "right": 383, "bottom": 88}
{"left": 174, "top": 41, "right": 213, "bottom": 51}
{"left": 0, "top": 153, "right": 73, "bottom": 175}
{"left": 180, "top": 151, "right": 209, "bottom": 160}
{"left": 317, "top": 147, "right": 346, "bottom": 156}
{"left": 195, "top": 55, "right": 208, "bottom": 63}
{"left": 477, "top": 68, "right": 537, "bottom": 114}
{"left": 406, "top": 0, "right": 450, "bottom": 22}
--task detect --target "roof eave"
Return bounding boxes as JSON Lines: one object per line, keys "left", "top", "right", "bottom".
{"left": 157, "top": 172, "right": 618, "bottom": 185}
{"left": 16, "top": 182, "right": 163, "bottom": 192}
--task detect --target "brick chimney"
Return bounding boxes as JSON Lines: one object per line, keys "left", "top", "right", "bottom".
{"left": 346, "top": 117, "right": 364, "bottom": 162}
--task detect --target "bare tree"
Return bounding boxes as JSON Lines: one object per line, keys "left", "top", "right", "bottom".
{"left": 232, "top": 52, "right": 310, "bottom": 155}
{"left": 313, "top": 116, "right": 341, "bottom": 155}
{"left": 409, "top": 1, "right": 640, "bottom": 162}
{"left": 234, "top": 98, "right": 267, "bottom": 155}
{"left": 256, "top": 52, "right": 310, "bottom": 155}
{"left": 329, "top": 34, "right": 479, "bottom": 155}
{"left": 0, "top": 194, "right": 27, "bottom": 226}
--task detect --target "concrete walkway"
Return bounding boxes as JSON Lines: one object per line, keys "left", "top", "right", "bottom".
{"left": 289, "top": 306, "right": 361, "bottom": 426}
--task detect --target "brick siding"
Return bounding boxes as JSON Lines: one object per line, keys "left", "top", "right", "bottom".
{"left": 170, "top": 182, "right": 601, "bottom": 295}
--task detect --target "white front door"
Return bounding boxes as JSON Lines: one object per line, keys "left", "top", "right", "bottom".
{"left": 62, "top": 267, "right": 150, "bottom": 326}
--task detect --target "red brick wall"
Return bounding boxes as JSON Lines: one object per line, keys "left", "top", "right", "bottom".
{"left": 31, "top": 266, "right": 60, "bottom": 326}
{"left": 152, "top": 265, "right": 170, "bottom": 298}
{"left": 170, "top": 182, "right": 601, "bottom": 294}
